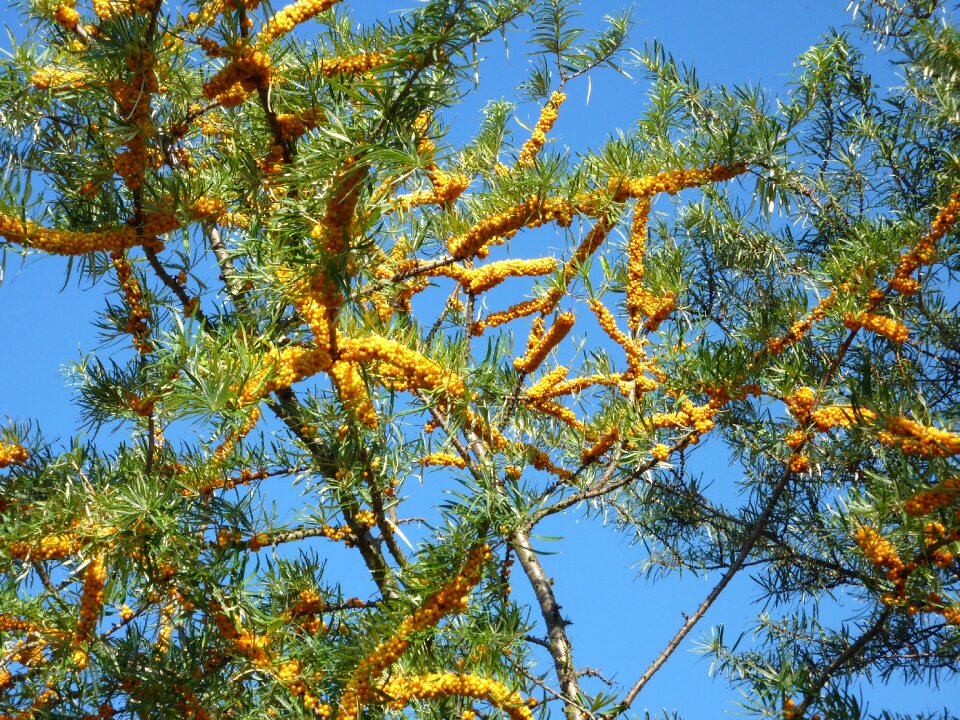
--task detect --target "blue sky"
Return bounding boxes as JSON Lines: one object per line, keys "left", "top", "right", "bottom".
{"left": 1, "top": 1, "right": 955, "bottom": 718}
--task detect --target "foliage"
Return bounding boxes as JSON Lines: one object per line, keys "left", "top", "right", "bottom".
{"left": 1, "top": 1, "right": 959, "bottom": 719}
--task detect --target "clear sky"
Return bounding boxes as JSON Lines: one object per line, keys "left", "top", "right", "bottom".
{"left": 0, "top": 1, "right": 953, "bottom": 718}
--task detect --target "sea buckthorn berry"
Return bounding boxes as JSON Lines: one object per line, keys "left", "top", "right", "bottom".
{"left": 651, "top": 400, "right": 717, "bottom": 435}
{"left": 788, "top": 453, "right": 809, "bottom": 474}
{"left": 581, "top": 425, "right": 618, "bottom": 463}
{"left": 0, "top": 210, "right": 178, "bottom": 256}
{"left": 258, "top": 0, "right": 342, "bottom": 44}
{"left": 514, "top": 312, "right": 575, "bottom": 374}
{"left": 447, "top": 197, "right": 573, "bottom": 260}
{"left": 608, "top": 163, "right": 748, "bottom": 201}
{"left": 465, "top": 257, "right": 558, "bottom": 295}
{"left": 276, "top": 267, "right": 341, "bottom": 352}
{"left": 191, "top": 196, "right": 227, "bottom": 222}
{"left": 626, "top": 197, "right": 652, "bottom": 330}
{"left": 239, "top": 346, "right": 332, "bottom": 406}
{"left": 0, "top": 442, "right": 28, "bottom": 468}
{"left": 651, "top": 444, "right": 670, "bottom": 462}
{"left": 517, "top": 91, "right": 566, "bottom": 168}
{"left": 316, "top": 52, "right": 388, "bottom": 77}
{"left": 31, "top": 66, "right": 86, "bottom": 90}
{"left": 72, "top": 555, "right": 107, "bottom": 654}
{"left": 338, "top": 334, "right": 465, "bottom": 397}
{"left": 784, "top": 386, "right": 817, "bottom": 423}
{"left": 378, "top": 672, "right": 535, "bottom": 720}
{"left": 904, "top": 478, "right": 960, "bottom": 516}
{"left": 810, "top": 405, "right": 877, "bottom": 432}
{"left": 527, "top": 398, "right": 585, "bottom": 432}
{"left": 844, "top": 312, "right": 909, "bottom": 344}
{"left": 111, "top": 252, "right": 152, "bottom": 353}
{"left": 336, "top": 545, "right": 493, "bottom": 720}
{"left": 52, "top": 2, "right": 80, "bottom": 30}
{"left": 854, "top": 525, "right": 907, "bottom": 597}
{"left": 421, "top": 452, "right": 467, "bottom": 469}
{"left": 891, "top": 187, "right": 960, "bottom": 294}
{"left": 877, "top": 417, "right": 960, "bottom": 458}
{"left": 202, "top": 44, "right": 272, "bottom": 106}
{"left": 588, "top": 300, "right": 647, "bottom": 377}
{"left": 328, "top": 360, "right": 377, "bottom": 427}
{"left": 765, "top": 291, "right": 839, "bottom": 355}
{"left": 311, "top": 160, "right": 365, "bottom": 254}
{"left": 8, "top": 533, "right": 83, "bottom": 560}
{"left": 529, "top": 448, "right": 573, "bottom": 480}
{"left": 526, "top": 366, "right": 569, "bottom": 400}
{"left": 395, "top": 171, "right": 470, "bottom": 212}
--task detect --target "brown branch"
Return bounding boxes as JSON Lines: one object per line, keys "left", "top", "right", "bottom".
{"left": 602, "top": 462, "right": 795, "bottom": 719}
{"left": 512, "top": 529, "right": 585, "bottom": 720}
{"left": 795, "top": 609, "right": 893, "bottom": 716}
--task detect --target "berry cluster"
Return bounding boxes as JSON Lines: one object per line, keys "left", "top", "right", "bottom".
{"left": 517, "top": 91, "right": 566, "bottom": 168}
{"left": 339, "top": 334, "right": 466, "bottom": 397}
{"left": 336, "top": 544, "right": 492, "bottom": 720}
{"left": 764, "top": 291, "right": 838, "bottom": 356}
{"left": 379, "top": 672, "right": 535, "bottom": 720}
{"left": 626, "top": 197, "right": 652, "bottom": 330}
{"left": 854, "top": 524, "right": 906, "bottom": 590}
{"left": 30, "top": 66, "right": 86, "bottom": 91}
{"left": 239, "top": 346, "right": 332, "bottom": 405}
{"left": 464, "top": 257, "right": 558, "bottom": 295}
{"left": 588, "top": 300, "right": 647, "bottom": 379}
{"left": 258, "top": 0, "right": 342, "bottom": 45}
{"left": 0, "top": 442, "right": 28, "bottom": 469}
{"left": 421, "top": 452, "right": 467, "bottom": 469}
{"left": 447, "top": 197, "right": 573, "bottom": 260}
{"left": 190, "top": 196, "right": 227, "bottom": 222}
{"left": 328, "top": 359, "right": 377, "bottom": 428}
{"left": 513, "top": 312, "right": 575, "bottom": 374}
{"left": 891, "top": 187, "right": 960, "bottom": 294}
{"left": 904, "top": 478, "right": 960, "bottom": 517}
{"left": 650, "top": 443, "right": 670, "bottom": 463}
{"left": 277, "top": 659, "right": 330, "bottom": 716}
{"left": 111, "top": 252, "right": 152, "bottom": 353}
{"left": 211, "top": 605, "right": 271, "bottom": 668}
{"left": 0, "top": 210, "right": 178, "bottom": 256}
{"left": 810, "top": 405, "right": 877, "bottom": 432}
{"left": 784, "top": 386, "right": 817, "bottom": 423}
{"left": 316, "top": 52, "right": 387, "bottom": 77}
{"left": 72, "top": 555, "right": 107, "bottom": 669}
{"left": 310, "top": 160, "right": 365, "bottom": 254}
{"left": 526, "top": 366, "right": 570, "bottom": 401}
{"left": 277, "top": 268, "right": 340, "bottom": 355}
{"left": 788, "top": 453, "right": 809, "bottom": 474}
{"left": 202, "top": 44, "right": 272, "bottom": 107}
{"left": 395, "top": 171, "right": 470, "bottom": 212}
{"left": 877, "top": 416, "right": 960, "bottom": 458}
{"left": 8, "top": 533, "right": 82, "bottom": 560}
{"left": 93, "top": 0, "right": 158, "bottom": 19}
{"left": 210, "top": 408, "right": 262, "bottom": 466}
{"left": 581, "top": 425, "right": 619, "bottom": 463}
{"left": 471, "top": 295, "right": 556, "bottom": 336}
{"left": 275, "top": 107, "right": 325, "bottom": 140}
{"left": 463, "top": 408, "right": 510, "bottom": 452}
{"left": 529, "top": 448, "right": 573, "bottom": 480}
{"left": 110, "top": 50, "right": 162, "bottom": 191}
{"left": 52, "top": 3, "right": 80, "bottom": 30}
{"left": 632, "top": 287, "right": 676, "bottom": 333}
{"left": 844, "top": 312, "right": 909, "bottom": 344}
{"left": 651, "top": 400, "right": 717, "bottom": 438}
{"left": 609, "top": 163, "right": 747, "bottom": 201}
{"left": 525, "top": 398, "right": 584, "bottom": 432}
